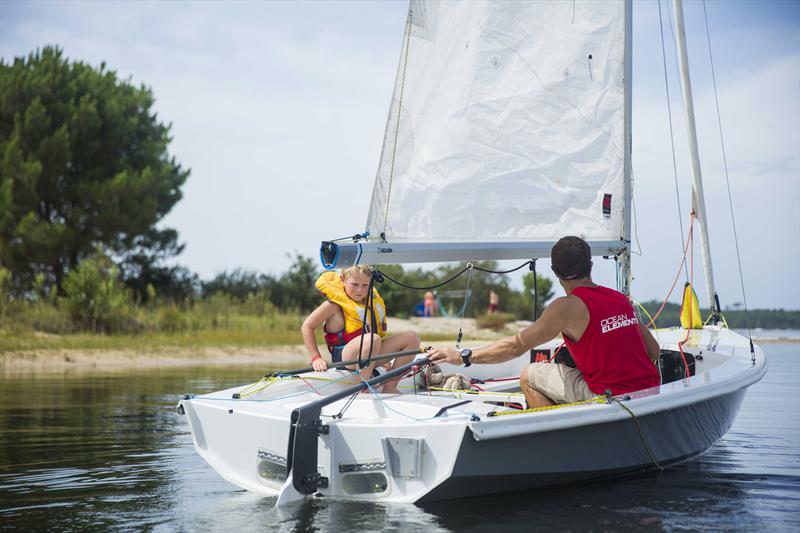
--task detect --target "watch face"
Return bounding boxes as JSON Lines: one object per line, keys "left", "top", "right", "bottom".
{"left": 460, "top": 348, "right": 471, "bottom": 357}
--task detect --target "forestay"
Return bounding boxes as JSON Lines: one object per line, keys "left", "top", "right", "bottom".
{"left": 366, "top": 0, "right": 628, "bottom": 244}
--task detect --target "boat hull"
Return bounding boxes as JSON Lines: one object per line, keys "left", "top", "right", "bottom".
{"left": 421, "top": 387, "right": 745, "bottom": 501}
{"left": 178, "top": 327, "right": 766, "bottom": 504}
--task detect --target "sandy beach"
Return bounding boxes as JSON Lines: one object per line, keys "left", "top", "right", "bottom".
{"left": 0, "top": 317, "right": 512, "bottom": 375}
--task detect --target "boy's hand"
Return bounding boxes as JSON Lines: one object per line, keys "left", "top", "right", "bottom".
{"left": 311, "top": 356, "right": 328, "bottom": 372}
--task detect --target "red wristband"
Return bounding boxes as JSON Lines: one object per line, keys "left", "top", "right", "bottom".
{"left": 311, "top": 354, "right": 322, "bottom": 362}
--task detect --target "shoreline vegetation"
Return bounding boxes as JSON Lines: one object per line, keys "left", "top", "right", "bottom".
{"left": 2, "top": 255, "right": 797, "bottom": 376}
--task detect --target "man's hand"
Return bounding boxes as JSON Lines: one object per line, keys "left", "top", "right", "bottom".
{"left": 311, "top": 356, "right": 328, "bottom": 372}
{"left": 427, "top": 346, "right": 462, "bottom": 366}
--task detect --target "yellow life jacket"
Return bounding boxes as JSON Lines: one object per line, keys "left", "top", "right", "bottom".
{"left": 315, "top": 271, "right": 387, "bottom": 344}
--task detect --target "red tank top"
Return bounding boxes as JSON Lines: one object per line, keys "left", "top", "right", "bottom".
{"left": 562, "top": 286, "right": 660, "bottom": 396}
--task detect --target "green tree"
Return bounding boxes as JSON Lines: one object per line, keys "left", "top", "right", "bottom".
{"left": 118, "top": 228, "right": 198, "bottom": 303}
{"left": 521, "top": 270, "right": 554, "bottom": 320}
{"left": 202, "top": 268, "right": 270, "bottom": 301}
{"left": 0, "top": 267, "right": 10, "bottom": 320}
{"left": 63, "top": 247, "right": 131, "bottom": 332}
{"left": 0, "top": 46, "right": 189, "bottom": 293}
{"left": 258, "top": 253, "right": 321, "bottom": 314}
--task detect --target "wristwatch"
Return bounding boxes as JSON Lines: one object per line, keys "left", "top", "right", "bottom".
{"left": 460, "top": 348, "right": 473, "bottom": 367}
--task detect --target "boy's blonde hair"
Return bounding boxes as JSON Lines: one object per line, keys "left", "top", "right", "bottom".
{"left": 340, "top": 265, "right": 373, "bottom": 279}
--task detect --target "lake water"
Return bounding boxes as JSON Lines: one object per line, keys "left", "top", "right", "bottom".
{"left": 1, "top": 340, "right": 798, "bottom": 532}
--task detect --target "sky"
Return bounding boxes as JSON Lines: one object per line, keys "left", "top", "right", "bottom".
{"left": 1, "top": 0, "right": 798, "bottom": 311}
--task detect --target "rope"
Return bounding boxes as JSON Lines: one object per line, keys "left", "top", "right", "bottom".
{"left": 297, "top": 375, "right": 323, "bottom": 396}
{"left": 382, "top": 8, "right": 414, "bottom": 236}
{"left": 379, "top": 265, "right": 472, "bottom": 291}
{"left": 633, "top": 300, "right": 661, "bottom": 347}
{"left": 333, "top": 385, "right": 361, "bottom": 419}
{"left": 531, "top": 259, "right": 539, "bottom": 320}
{"left": 356, "top": 270, "right": 381, "bottom": 370}
{"left": 488, "top": 396, "right": 606, "bottom": 416}
{"left": 612, "top": 398, "right": 664, "bottom": 471}
{"left": 377, "top": 260, "right": 534, "bottom": 291}
{"left": 472, "top": 262, "right": 536, "bottom": 275}
{"left": 423, "top": 387, "right": 524, "bottom": 403}
{"left": 646, "top": 212, "right": 696, "bottom": 327}
{"left": 455, "top": 263, "right": 473, "bottom": 348}
{"left": 529, "top": 259, "right": 539, "bottom": 361}
{"left": 704, "top": 311, "right": 729, "bottom": 329}
{"left": 328, "top": 232, "right": 368, "bottom": 243}
{"left": 548, "top": 342, "right": 566, "bottom": 363}
{"left": 235, "top": 377, "right": 280, "bottom": 398}
{"left": 207, "top": 372, "right": 359, "bottom": 404}
{"left": 294, "top": 375, "right": 360, "bottom": 384}
{"left": 676, "top": 224, "right": 695, "bottom": 378}
{"left": 701, "top": 0, "right": 755, "bottom": 360}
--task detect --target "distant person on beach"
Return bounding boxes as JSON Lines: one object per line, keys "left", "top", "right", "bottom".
{"left": 428, "top": 236, "right": 661, "bottom": 407}
{"left": 423, "top": 291, "right": 436, "bottom": 317}
{"left": 488, "top": 290, "right": 499, "bottom": 314}
{"left": 301, "top": 265, "right": 420, "bottom": 393}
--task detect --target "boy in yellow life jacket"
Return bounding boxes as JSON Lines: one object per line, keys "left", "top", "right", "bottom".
{"left": 301, "top": 265, "right": 420, "bottom": 393}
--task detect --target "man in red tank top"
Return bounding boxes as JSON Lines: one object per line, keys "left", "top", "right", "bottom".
{"left": 428, "top": 236, "right": 660, "bottom": 408}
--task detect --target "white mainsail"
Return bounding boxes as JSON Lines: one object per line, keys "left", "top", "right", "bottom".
{"left": 366, "top": 0, "right": 628, "bottom": 244}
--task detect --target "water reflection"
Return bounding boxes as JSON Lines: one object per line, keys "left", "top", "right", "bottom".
{"left": 1, "top": 345, "right": 798, "bottom": 532}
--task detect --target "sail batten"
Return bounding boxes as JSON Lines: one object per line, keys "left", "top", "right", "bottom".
{"left": 366, "top": 0, "right": 628, "bottom": 248}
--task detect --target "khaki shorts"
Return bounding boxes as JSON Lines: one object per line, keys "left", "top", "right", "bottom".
{"left": 526, "top": 362, "right": 594, "bottom": 404}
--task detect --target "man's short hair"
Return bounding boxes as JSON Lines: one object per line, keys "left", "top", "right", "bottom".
{"left": 551, "top": 236, "right": 592, "bottom": 280}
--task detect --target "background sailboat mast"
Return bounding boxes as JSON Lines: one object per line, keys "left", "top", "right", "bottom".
{"left": 672, "top": 0, "right": 719, "bottom": 316}
{"left": 620, "top": 0, "right": 633, "bottom": 297}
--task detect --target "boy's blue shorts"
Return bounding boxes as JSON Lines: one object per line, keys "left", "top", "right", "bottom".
{"left": 331, "top": 345, "right": 345, "bottom": 363}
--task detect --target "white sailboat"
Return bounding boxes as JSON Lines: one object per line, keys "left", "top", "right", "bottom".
{"left": 178, "top": 0, "right": 766, "bottom": 505}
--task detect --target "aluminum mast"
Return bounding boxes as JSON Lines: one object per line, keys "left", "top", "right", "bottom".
{"left": 673, "top": 0, "right": 720, "bottom": 319}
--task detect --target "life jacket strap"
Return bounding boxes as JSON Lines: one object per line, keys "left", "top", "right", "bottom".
{"left": 323, "top": 329, "right": 367, "bottom": 354}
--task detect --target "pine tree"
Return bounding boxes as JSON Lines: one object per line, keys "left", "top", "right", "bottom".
{"left": 0, "top": 46, "right": 189, "bottom": 293}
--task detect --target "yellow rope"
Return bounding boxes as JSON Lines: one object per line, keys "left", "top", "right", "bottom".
{"left": 237, "top": 372, "right": 367, "bottom": 398}
{"left": 236, "top": 372, "right": 369, "bottom": 399}
{"left": 633, "top": 299, "right": 660, "bottom": 345}
{"left": 489, "top": 396, "right": 606, "bottom": 416}
{"left": 236, "top": 377, "right": 281, "bottom": 398}
{"left": 704, "top": 311, "right": 729, "bottom": 328}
